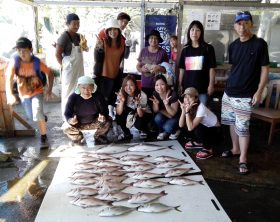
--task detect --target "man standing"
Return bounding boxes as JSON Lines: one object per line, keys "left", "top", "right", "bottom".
{"left": 221, "top": 11, "right": 270, "bottom": 174}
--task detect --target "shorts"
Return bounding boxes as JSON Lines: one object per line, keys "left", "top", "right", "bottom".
{"left": 21, "top": 93, "right": 44, "bottom": 122}
{"left": 221, "top": 93, "right": 252, "bottom": 137}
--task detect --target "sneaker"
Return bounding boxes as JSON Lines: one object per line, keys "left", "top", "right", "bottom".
{"left": 157, "top": 132, "right": 168, "bottom": 140}
{"left": 139, "top": 131, "right": 148, "bottom": 139}
{"left": 196, "top": 149, "right": 213, "bottom": 159}
{"left": 169, "top": 130, "right": 180, "bottom": 140}
{"left": 40, "top": 135, "right": 49, "bottom": 149}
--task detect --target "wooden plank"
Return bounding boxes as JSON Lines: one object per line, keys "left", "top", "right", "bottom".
{"left": 14, "top": 129, "right": 35, "bottom": 136}
{"left": 12, "top": 111, "right": 33, "bottom": 130}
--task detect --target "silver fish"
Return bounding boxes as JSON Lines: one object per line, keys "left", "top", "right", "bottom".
{"left": 123, "top": 164, "right": 155, "bottom": 172}
{"left": 169, "top": 177, "right": 204, "bottom": 186}
{"left": 98, "top": 182, "right": 129, "bottom": 194}
{"left": 80, "top": 153, "right": 116, "bottom": 160}
{"left": 129, "top": 172, "right": 164, "bottom": 180}
{"left": 90, "top": 160, "right": 122, "bottom": 168}
{"left": 128, "top": 191, "right": 167, "bottom": 204}
{"left": 99, "top": 206, "right": 135, "bottom": 217}
{"left": 93, "top": 166, "right": 122, "bottom": 174}
{"left": 70, "top": 196, "right": 112, "bottom": 208}
{"left": 70, "top": 177, "right": 98, "bottom": 186}
{"left": 156, "top": 160, "right": 187, "bottom": 168}
{"left": 94, "top": 144, "right": 129, "bottom": 154}
{"left": 121, "top": 159, "right": 152, "bottom": 166}
{"left": 128, "top": 143, "right": 173, "bottom": 152}
{"left": 119, "top": 154, "right": 151, "bottom": 161}
{"left": 96, "top": 192, "right": 131, "bottom": 201}
{"left": 154, "top": 156, "right": 184, "bottom": 162}
{"left": 132, "top": 179, "right": 167, "bottom": 188}
{"left": 67, "top": 187, "right": 98, "bottom": 197}
{"left": 95, "top": 175, "right": 127, "bottom": 183}
{"left": 137, "top": 203, "right": 181, "bottom": 213}
{"left": 164, "top": 168, "right": 194, "bottom": 177}
{"left": 74, "top": 163, "right": 97, "bottom": 170}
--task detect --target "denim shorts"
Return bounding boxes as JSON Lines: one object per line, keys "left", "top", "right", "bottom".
{"left": 221, "top": 93, "right": 252, "bottom": 137}
{"left": 21, "top": 93, "right": 44, "bottom": 121}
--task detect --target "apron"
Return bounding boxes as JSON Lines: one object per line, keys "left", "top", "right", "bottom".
{"left": 61, "top": 41, "right": 84, "bottom": 117}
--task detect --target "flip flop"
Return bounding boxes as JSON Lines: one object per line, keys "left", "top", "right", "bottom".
{"left": 196, "top": 149, "right": 213, "bottom": 159}
{"left": 221, "top": 150, "right": 240, "bottom": 158}
{"left": 239, "top": 162, "right": 249, "bottom": 175}
{"left": 184, "top": 141, "right": 203, "bottom": 149}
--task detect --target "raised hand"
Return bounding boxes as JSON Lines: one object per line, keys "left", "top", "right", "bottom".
{"left": 149, "top": 95, "right": 159, "bottom": 105}
{"left": 163, "top": 92, "right": 171, "bottom": 105}
{"left": 95, "top": 35, "right": 104, "bottom": 49}
{"left": 116, "top": 88, "right": 125, "bottom": 103}
{"left": 134, "top": 94, "right": 141, "bottom": 107}
{"left": 178, "top": 100, "right": 186, "bottom": 112}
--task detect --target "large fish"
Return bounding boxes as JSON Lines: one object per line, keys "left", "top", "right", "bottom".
{"left": 70, "top": 196, "right": 112, "bottom": 208}
{"left": 90, "top": 160, "right": 122, "bottom": 168}
{"left": 128, "top": 191, "right": 167, "bottom": 204}
{"left": 123, "top": 164, "right": 155, "bottom": 172}
{"left": 155, "top": 160, "right": 188, "bottom": 168}
{"left": 99, "top": 206, "right": 135, "bottom": 217}
{"left": 96, "top": 192, "right": 131, "bottom": 201}
{"left": 70, "top": 177, "right": 98, "bottom": 186}
{"left": 154, "top": 156, "right": 184, "bottom": 162}
{"left": 128, "top": 143, "right": 174, "bottom": 152}
{"left": 119, "top": 154, "right": 151, "bottom": 161}
{"left": 164, "top": 168, "right": 194, "bottom": 177}
{"left": 132, "top": 179, "right": 168, "bottom": 188}
{"left": 169, "top": 177, "right": 204, "bottom": 186}
{"left": 137, "top": 203, "right": 181, "bottom": 213}
{"left": 67, "top": 187, "right": 98, "bottom": 197}
{"left": 94, "top": 144, "right": 129, "bottom": 154}
{"left": 80, "top": 153, "right": 115, "bottom": 160}
{"left": 121, "top": 159, "right": 153, "bottom": 166}
{"left": 98, "top": 182, "right": 129, "bottom": 194}
{"left": 129, "top": 172, "right": 164, "bottom": 180}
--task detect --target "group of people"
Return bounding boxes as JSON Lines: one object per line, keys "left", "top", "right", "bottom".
{"left": 5, "top": 10, "right": 269, "bottom": 175}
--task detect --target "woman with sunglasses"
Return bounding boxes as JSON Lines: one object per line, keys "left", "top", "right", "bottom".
{"left": 178, "top": 20, "right": 216, "bottom": 105}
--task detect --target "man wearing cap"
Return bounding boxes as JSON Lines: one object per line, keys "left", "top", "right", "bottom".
{"left": 221, "top": 11, "right": 270, "bottom": 174}
{"left": 55, "top": 13, "right": 84, "bottom": 118}
{"left": 6, "top": 37, "right": 54, "bottom": 148}
{"left": 63, "top": 76, "right": 111, "bottom": 145}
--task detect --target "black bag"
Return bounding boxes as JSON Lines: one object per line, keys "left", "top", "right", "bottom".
{"left": 93, "top": 47, "right": 104, "bottom": 77}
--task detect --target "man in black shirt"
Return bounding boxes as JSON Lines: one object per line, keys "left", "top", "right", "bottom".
{"left": 63, "top": 76, "right": 111, "bottom": 145}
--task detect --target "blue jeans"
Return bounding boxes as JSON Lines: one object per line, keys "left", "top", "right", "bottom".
{"left": 20, "top": 93, "right": 44, "bottom": 121}
{"left": 154, "top": 112, "right": 178, "bottom": 134}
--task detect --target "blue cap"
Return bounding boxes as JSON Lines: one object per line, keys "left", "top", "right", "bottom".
{"left": 235, "top": 11, "right": 252, "bottom": 23}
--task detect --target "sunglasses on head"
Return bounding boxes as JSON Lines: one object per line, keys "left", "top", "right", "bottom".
{"left": 236, "top": 11, "right": 251, "bottom": 16}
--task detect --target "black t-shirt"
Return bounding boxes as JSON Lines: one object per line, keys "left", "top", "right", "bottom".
{"left": 178, "top": 43, "right": 216, "bottom": 94}
{"left": 57, "top": 31, "right": 81, "bottom": 57}
{"left": 153, "top": 90, "right": 179, "bottom": 116}
{"left": 225, "top": 35, "right": 270, "bottom": 97}
{"left": 64, "top": 92, "right": 109, "bottom": 124}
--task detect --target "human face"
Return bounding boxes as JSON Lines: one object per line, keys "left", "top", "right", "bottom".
{"left": 17, "top": 48, "right": 32, "bottom": 62}
{"left": 184, "top": 94, "right": 197, "bottom": 106}
{"left": 170, "top": 38, "right": 177, "bottom": 48}
{"left": 148, "top": 35, "right": 159, "bottom": 47}
{"left": 124, "top": 80, "right": 136, "bottom": 96}
{"left": 190, "top": 25, "right": 201, "bottom": 43}
{"left": 79, "top": 84, "right": 94, "bottom": 98}
{"left": 118, "top": 19, "right": 129, "bottom": 31}
{"left": 155, "top": 79, "right": 167, "bottom": 94}
{"left": 234, "top": 20, "right": 253, "bottom": 41}
{"left": 67, "top": 20, "right": 80, "bottom": 33}
{"left": 107, "top": 28, "right": 120, "bottom": 39}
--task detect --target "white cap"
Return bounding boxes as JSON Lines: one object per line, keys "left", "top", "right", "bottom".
{"left": 105, "top": 18, "right": 120, "bottom": 30}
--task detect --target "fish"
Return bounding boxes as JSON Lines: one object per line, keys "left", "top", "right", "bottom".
{"left": 69, "top": 174, "right": 127, "bottom": 183}
{"left": 70, "top": 196, "right": 112, "bottom": 208}
{"left": 70, "top": 177, "right": 98, "bottom": 186}
{"left": 128, "top": 143, "right": 173, "bottom": 152}
{"left": 129, "top": 172, "right": 164, "bottom": 180}
{"left": 132, "top": 179, "right": 168, "bottom": 188}
{"left": 94, "top": 144, "right": 129, "bottom": 154}
{"left": 154, "top": 156, "right": 184, "bottom": 162}
{"left": 119, "top": 154, "right": 151, "bottom": 161}
{"left": 67, "top": 187, "right": 98, "bottom": 197}
{"left": 128, "top": 191, "right": 167, "bottom": 204}
{"left": 80, "top": 153, "right": 116, "bottom": 160}
{"left": 96, "top": 192, "right": 131, "bottom": 201}
{"left": 121, "top": 159, "right": 153, "bottom": 166}
{"left": 137, "top": 203, "right": 181, "bottom": 213}
{"left": 164, "top": 168, "right": 194, "bottom": 177}
{"left": 168, "top": 177, "right": 204, "bottom": 186}
{"left": 123, "top": 164, "right": 155, "bottom": 172}
{"left": 90, "top": 160, "right": 122, "bottom": 168}
{"left": 74, "top": 163, "right": 97, "bottom": 170}
{"left": 99, "top": 206, "right": 135, "bottom": 217}
{"left": 98, "top": 182, "right": 129, "bottom": 194}
{"left": 155, "top": 160, "right": 187, "bottom": 168}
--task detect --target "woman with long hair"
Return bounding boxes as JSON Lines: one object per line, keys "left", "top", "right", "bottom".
{"left": 178, "top": 20, "right": 216, "bottom": 105}
{"left": 179, "top": 87, "right": 220, "bottom": 159}
{"left": 115, "top": 75, "right": 152, "bottom": 140}
{"left": 150, "top": 75, "right": 180, "bottom": 140}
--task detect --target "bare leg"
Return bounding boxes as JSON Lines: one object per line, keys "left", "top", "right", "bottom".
{"left": 239, "top": 135, "right": 250, "bottom": 164}
{"left": 38, "top": 120, "right": 47, "bottom": 135}
{"left": 229, "top": 125, "right": 240, "bottom": 154}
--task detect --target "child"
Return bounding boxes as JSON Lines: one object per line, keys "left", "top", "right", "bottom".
{"left": 6, "top": 37, "right": 54, "bottom": 148}
{"left": 179, "top": 87, "right": 220, "bottom": 159}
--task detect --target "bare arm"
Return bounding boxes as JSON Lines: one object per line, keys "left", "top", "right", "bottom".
{"left": 208, "top": 68, "right": 215, "bottom": 96}
{"left": 252, "top": 65, "right": 269, "bottom": 105}
{"left": 55, "top": 46, "right": 64, "bottom": 65}
{"left": 185, "top": 114, "right": 202, "bottom": 131}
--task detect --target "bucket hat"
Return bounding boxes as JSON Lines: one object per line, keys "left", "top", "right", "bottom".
{"left": 74, "top": 76, "right": 97, "bottom": 94}
{"left": 105, "top": 18, "right": 120, "bottom": 30}
{"left": 145, "top": 30, "right": 163, "bottom": 43}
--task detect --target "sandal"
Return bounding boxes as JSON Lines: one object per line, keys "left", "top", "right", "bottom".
{"left": 184, "top": 141, "right": 203, "bottom": 149}
{"left": 196, "top": 149, "right": 213, "bottom": 159}
{"left": 221, "top": 150, "right": 240, "bottom": 158}
{"left": 239, "top": 162, "right": 249, "bottom": 175}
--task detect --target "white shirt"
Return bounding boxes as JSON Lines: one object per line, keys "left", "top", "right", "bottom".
{"left": 196, "top": 103, "right": 218, "bottom": 127}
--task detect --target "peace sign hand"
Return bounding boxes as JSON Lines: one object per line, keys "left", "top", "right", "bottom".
{"left": 116, "top": 88, "right": 125, "bottom": 103}
{"left": 163, "top": 92, "right": 171, "bottom": 106}
{"left": 178, "top": 100, "right": 186, "bottom": 112}
{"left": 149, "top": 95, "right": 159, "bottom": 105}
{"left": 134, "top": 94, "right": 141, "bottom": 107}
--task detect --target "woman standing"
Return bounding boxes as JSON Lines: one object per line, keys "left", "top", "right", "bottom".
{"left": 95, "top": 18, "right": 128, "bottom": 118}
{"left": 115, "top": 75, "right": 152, "bottom": 140}
{"left": 178, "top": 21, "right": 216, "bottom": 105}
{"left": 56, "top": 13, "right": 84, "bottom": 117}
{"left": 179, "top": 87, "right": 220, "bottom": 159}
{"left": 170, "top": 35, "right": 178, "bottom": 63}
{"left": 150, "top": 75, "right": 180, "bottom": 140}
{"left": 136, "top": 30, "right": 169, "bottom": 99}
